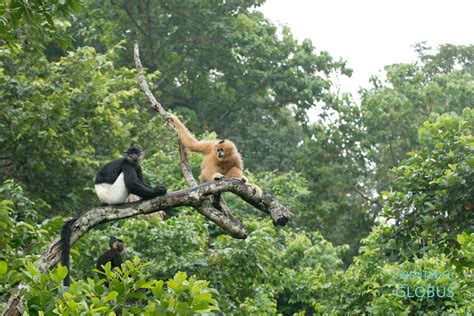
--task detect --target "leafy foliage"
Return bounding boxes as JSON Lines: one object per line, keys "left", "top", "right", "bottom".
{"left": 320, "top": 110, "right": 473, "bottom": 314}
{"left": 383, "top": 109, "right": 473, "bottom": 259}
{"left": 0, "top": 0, "right": 81, "bottom": 52}
{"left": 327, "top": 227, "right": 473, "bottom": 315}
{"left": 295, "top": 44, "right": 474, "bottom": 262}
{"left": 12, "top": 257, "right": 219, "bottom": 315}
{"left": 66, "top": 0, "right": 351, "bottom": 171}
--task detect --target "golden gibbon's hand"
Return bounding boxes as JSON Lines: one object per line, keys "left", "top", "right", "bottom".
{"left": 164, "top": 113, "right": 176, "bottom": 124}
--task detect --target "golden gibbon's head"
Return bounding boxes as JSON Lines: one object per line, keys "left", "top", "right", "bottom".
{"left": 214, "top": 140, "right": 236, "bottom": 160}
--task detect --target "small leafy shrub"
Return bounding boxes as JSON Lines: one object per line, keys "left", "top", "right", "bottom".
{"left": 17, "top": 257, "right": 219, "bottom": 315}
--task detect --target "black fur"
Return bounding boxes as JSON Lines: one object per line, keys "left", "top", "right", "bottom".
{"left": 60, "top": 218, "right": 77, "bottom": 286}
{"left": 95, "top": 144, "right": 167, "bottom": 200}
{"left": 96, "top": 237, "right": 124, "bottom": 278}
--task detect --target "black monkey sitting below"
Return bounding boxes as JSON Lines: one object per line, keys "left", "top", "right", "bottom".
{"left": 60, "top": 224, "right": 126, "bottom": 286}
{"left": 95, "top": 143, "right": 167, "bottom": 205}
{"left": 96, "top": 236, "right": 125, "bottom": 279}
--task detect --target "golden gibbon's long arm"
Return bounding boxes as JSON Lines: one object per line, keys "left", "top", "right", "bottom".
{"left": 167, "top": 114, "right": 215, "bottom": 154}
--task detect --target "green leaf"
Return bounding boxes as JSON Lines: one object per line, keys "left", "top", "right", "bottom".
{"left": 128, "top": 292, "right": 147, "bottom": 300}
{"left": 138, "top": 280, "right": 154, "bottom": 289}
{"left": 17, "top": 222, "right": 35, "bottom": 231}
{"left": 0, "top": 261, "right": 7, "bottom": 275}
{"left": 63, "top": 292, "right": 74, "bottom": 300}
{"left": 151, "top": 280, "right": 164, "bottom": 299}
{"left": 192, "top": 292, "right": 212, "bottom": 305}
{"left": 456, "top": 234, "right": 466, "bottom": 245}
{"left": 104, "top": 291, "right": 118, "bottom": 302}
{"left": 167, "top": 279, "right": 179, "bottom": 292}
{"left": 467, "top": 157, "right": 474, "bottom": 168}
{"left": 173, "top": 271, "right": 187, "bottom": 284}
{"left": 57, "top": 265, "right": 68, "bottom": 281}
{"left": 67, "top": 300, "right": 79, "bottom": 309}
{"left": 192, "top": 302, "right": 215, "bottom": 311}
{"left": 69, "top": 0, "right": 82, "bottom": 11}
{"left": 190, "top": 284, "right": 200, "bottom": 297}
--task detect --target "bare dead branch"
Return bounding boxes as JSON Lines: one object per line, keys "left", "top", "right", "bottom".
{"left": 178, "top": 140, "right": 198, "bottom": 187}
{"left": 134, "top": 42, "right": 169, "bottom": 117}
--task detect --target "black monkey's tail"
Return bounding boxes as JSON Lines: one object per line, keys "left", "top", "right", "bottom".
{"left": 60, "top": 218, "right": 77, "bottom": 286}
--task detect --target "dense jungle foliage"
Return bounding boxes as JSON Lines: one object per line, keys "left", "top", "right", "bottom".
{"left": 0, "top": 0, "right": 472, "bottom": 314}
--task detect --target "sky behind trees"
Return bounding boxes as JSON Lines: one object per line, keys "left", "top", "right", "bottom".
{"left": 260, "top": 0, "right": 474, "bottom": 96}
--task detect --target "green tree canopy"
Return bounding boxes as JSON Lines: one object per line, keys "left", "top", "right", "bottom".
{"left": 65, "top": 0, "right": 351, "bottom": 171}
{"left": 0, "top": 0, "right": 81, "bottom": 52}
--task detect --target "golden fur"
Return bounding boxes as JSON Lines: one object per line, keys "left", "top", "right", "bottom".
{"left": 166, "top": 114, "right": 262, "bottom": 197}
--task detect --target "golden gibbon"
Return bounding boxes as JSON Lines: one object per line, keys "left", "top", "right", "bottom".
{"left": 166, "top": 113, "right": 262, "bottom": 197}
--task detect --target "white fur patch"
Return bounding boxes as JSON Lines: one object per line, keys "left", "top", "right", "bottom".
{"left": 95, "top": 172, "right": 129, "bottom": 205}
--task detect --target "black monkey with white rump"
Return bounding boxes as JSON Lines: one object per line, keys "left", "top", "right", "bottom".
{"left": 60, "top": 144, "right": 167, "bottom": 286}
{"left": 95, "top": 143, "right": 167, "bottom": 205}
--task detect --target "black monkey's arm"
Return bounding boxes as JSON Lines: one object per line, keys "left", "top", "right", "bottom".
{"left": 136, "top": 166, "right": 153, "bottom": 189}
{"left": 123, "top": 163, "right": 167, "bottom": 199}
{"left": 136, "top": 164, "right": 167, "bottom": 194}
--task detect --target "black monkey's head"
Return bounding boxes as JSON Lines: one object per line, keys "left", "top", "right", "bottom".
{"left": 214, "top": 140, "right": 236, "bottom": 160}
{"left": 109, "top": 236, "right": 124, "bottom": 252}
{"left": 124, "top": 143, "right": 144, "bottom": 165}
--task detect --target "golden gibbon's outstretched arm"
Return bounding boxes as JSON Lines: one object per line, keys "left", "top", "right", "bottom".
{"left": 166, "top": 114, "right": 215, "bottom": 154}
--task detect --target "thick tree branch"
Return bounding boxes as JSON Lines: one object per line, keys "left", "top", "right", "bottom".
{"left": 8, "top": 180, "right": 284, "bottom": 277}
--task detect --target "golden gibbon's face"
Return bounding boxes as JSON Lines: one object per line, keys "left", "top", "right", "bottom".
{"left": 214, "top": 140, "right": 235, "bottom": 160}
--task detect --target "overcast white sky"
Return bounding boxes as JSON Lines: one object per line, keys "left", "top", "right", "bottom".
{"left": 259, "top": 0, "right": 474, "bottom": 95}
